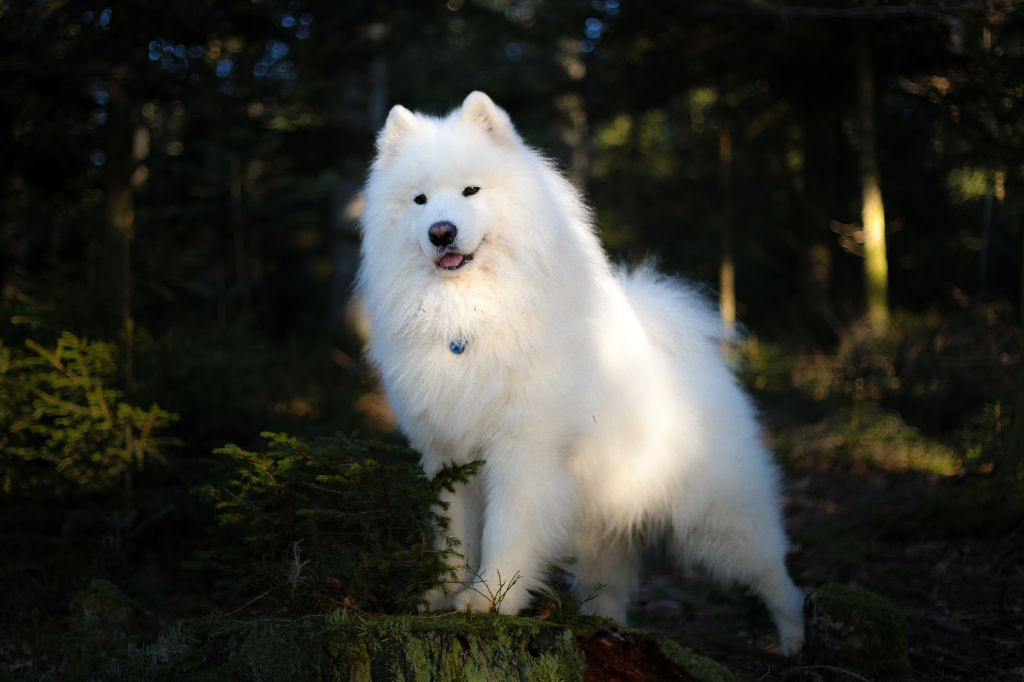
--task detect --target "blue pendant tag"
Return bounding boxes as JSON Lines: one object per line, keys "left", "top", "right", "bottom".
{"left": 449, "top": 338, "right": 466, "bottom": 354}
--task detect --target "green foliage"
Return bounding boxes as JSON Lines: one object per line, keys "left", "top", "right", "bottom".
{"left": 840, "top": 404, "right": 957, "bottom": 474}
{"left": 196, "top": 432, "right": 480, "bottom": 614}
{"left": 68, "top": 578, "right": 148, "bottom": 660}
{"left": 0, "top": 332, "right": 177, "bottom": 497}
{"left": 829, "top": 312, "right": 1017, "bottom": 435}
{"left": 737, "top": 337, "right": 797, "bottom": 398}
{"left": 747, "top": 310, "right": 1018, "bottom": 474}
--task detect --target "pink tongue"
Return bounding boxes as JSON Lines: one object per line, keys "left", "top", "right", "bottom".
{"left": 439, "top": 253, "right": 465, "bottom": 269}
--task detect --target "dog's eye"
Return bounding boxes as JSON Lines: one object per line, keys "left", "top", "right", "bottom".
{"left": 462, "top": 186, "right": 480, "bottom": 197}
{"left": 414, "top": 194, "right": 427, "bottom": 205}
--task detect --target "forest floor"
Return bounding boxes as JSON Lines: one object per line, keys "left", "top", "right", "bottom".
{"left": 627, "top": 411, "right": 1024, "bottom": 682}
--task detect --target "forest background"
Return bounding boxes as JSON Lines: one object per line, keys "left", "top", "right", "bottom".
{"left": 1, "top": 0, "right": 1023, "bottom": 679}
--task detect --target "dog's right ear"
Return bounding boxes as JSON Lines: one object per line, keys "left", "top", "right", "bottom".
{"left": 462, "top": 91, "right": 517, "bottom": 146}
{"left": 376, "top": 104, "right": 418, "bottom": 157}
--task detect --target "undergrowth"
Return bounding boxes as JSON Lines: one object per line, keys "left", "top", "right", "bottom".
{"left": 192, "top": 432, "right": 480, "bottom": 614}
{"left": 740, "top": 308, "right": 1018, "bottom": 474}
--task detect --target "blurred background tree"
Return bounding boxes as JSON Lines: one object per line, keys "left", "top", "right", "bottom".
{"left": 1, "top": 0, "right": 1023, "bottom": 678}
{"left": 4, "top": 0, "right": 1022, "bottom": 347}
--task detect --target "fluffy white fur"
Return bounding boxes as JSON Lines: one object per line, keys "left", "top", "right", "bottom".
{"left": 356, "top": 92, "right": 805, "bottom": 655}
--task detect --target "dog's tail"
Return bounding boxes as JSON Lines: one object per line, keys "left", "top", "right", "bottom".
{"left": 614, "top": 261, "right": 730, "bottom": 354}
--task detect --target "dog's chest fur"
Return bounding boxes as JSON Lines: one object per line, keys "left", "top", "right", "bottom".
{"left": 369, "top": 275, "right": 552, "bottom": 463}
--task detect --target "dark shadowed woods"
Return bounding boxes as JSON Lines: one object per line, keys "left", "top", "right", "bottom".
{"left": 1, "top": 1, "right": 1023, "bottom": 680}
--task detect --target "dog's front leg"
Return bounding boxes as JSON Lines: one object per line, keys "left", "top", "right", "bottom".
{"left": 421, "top": 468, "right": 483, "bottom": 611}
{"left": 452, "top": 445, "right": 572, "bottom": 614}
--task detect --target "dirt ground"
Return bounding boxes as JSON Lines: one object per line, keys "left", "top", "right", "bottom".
{"left": 622, "top": 427, "right": 1024, "bottom": 681}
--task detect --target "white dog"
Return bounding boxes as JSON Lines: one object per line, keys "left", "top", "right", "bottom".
{"left": 356, "top": 92, "right": 805, "bottom": 655}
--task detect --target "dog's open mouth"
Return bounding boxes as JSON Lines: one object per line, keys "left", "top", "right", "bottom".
{"left": 436, "top": 251, "right": 474, "bottom": 271}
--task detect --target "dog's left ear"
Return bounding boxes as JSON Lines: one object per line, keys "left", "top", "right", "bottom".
{"left": 376, "top": 104, "right": 419, "bottom": 159}
{"left": 462, "top": 91, "right": 517, "bottom": 146}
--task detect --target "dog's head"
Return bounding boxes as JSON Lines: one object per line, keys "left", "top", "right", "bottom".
{"left": 364, "top": 92, "right": 528, "bottom": 276}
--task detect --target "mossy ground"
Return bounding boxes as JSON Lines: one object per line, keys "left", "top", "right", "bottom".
{"left": 807, "top": 584, "right": 911, "bottom": 681}
{"left": 82, "top": 612, "right": 635, "bottom": 681}
{"left": 66, "top": 598, "right": 758, "bottom": 682}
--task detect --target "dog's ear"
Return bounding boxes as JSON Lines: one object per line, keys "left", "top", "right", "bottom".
{"left": 462, "top": 91, "right": 516, "bottom": 146}
{"left": 376, "top": 104, "right": 418, "bottom": 156}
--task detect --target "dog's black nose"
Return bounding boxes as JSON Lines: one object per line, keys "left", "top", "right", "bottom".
{"left": 428, "top": 221, "right": 458, "bottom": 247}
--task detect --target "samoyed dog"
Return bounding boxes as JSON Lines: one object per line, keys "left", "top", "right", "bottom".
{"left": 356, "top": 92, "right": 805, "bottom": 655}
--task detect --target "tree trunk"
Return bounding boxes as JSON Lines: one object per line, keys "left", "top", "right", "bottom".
{"left": 998, "top": 220, "right": 1024, "bottom": 479}
{"left": 798, "top": 106, "right": 840, "bottom": 345}
{"left": 718, "top": 127, "right": 736, "bottom": 339}
{"left": 328, "top": 57, "right": 388, "bottom": 334}
{"left": 230, "top": 154, "right": 250, "bottom": 316}
{"left": 856, "top": 28, "right": 890, "bottom": 333}
{"left": 1004, "top": 365, "right": 1024, "bottom": 479}
{"left": 104, "top": 65, "right": 136, "bottom": 387}
{"left": 978, "top": 170, "right": 994, "bottom": 294}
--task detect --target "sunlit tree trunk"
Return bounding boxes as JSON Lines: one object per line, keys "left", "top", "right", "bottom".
{"left": 718, "top": 126, "right": 736, "bottom": 339}
{"left": 978, "top": 23, "right": 996, "bottom": 296}
{"left": 856, "top": 28, "right": 889, "bottom": 333}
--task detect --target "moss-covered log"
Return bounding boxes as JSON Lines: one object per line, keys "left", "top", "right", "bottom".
{"left": 91, "top": 612, "right": 579, "bottom": 681}
{"left": 85, "top": 611, "right": 737, "bottom": 681}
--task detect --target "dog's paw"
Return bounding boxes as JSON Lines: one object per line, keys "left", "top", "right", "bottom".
{"left": 451, "top": 587, "right": 493, "bottom": 613}
{"left": 776, "top": 617, "right": 805, "bottom": 657}
{"left": 418, "top": 587, "right": 455, "bottom": 613}
{"left": 778, "top": 633, "right": 804, "bottom": 658}
{"left": 775, "top": 585, "right": 806, "bottom": 657}
{"left": 451, "top": 580, "right": 531, "bottom": 615}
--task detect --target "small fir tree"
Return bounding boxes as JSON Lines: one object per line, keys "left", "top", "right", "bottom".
{"left": 196, "top": 432, "right": 480, "bottom": 614}
{"left": 0, "top": 331, "right": 177, "bottom": 497}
